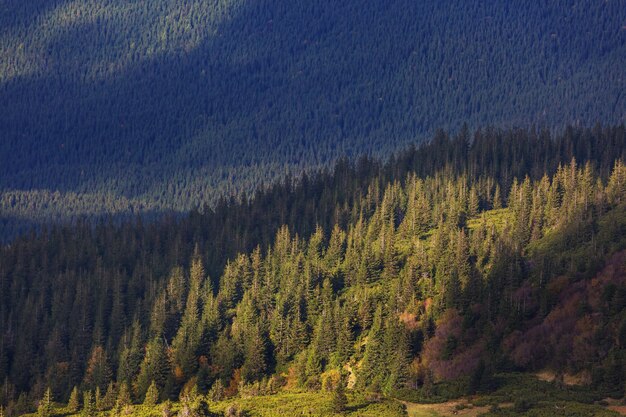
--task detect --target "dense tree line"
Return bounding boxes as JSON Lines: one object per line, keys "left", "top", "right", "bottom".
{"left": 1, "top": 0, "right": 624, "bottom": 236}
{"left": 0, "top": 125, "right": 625, "bottom": 415}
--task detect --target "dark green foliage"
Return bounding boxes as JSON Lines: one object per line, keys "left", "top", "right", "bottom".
{"left": 135, "top": 338, "right": 170, "bottom": 401}
{"left": 0, "top": 126, "right": 626, "bottom": 414}
{"left": 332, "top": 373, "right": 348, "bottom": 413}
{"left": 467, "top": 360, "right": 485, "bottom": 395}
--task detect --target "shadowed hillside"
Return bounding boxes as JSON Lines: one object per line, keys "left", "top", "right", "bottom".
{"left": 0, "top": 0, "right": 624, "bottom": 237}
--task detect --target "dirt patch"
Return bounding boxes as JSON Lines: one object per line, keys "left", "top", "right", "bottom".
{"left": 602, "top": 398, "right": 626, "bottom": 416}
{"left": 608, "top": 406, "right": 626, "bottom": 416}
{"left": 534, "top": 370, "right": 590, "bottom": 386}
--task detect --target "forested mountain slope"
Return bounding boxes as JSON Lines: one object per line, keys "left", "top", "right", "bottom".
{"left": 1, "top": 126, "right": 626, "bottom": 416}
{"left": 1, "top": 0, "right": 624, "bottom": 236}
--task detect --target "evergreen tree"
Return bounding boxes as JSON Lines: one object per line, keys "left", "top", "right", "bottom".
{"left": 241, "top": 325, "right": 267, "bottom": 383}
{"left": 143, "top": 381, "right": 159, "bottom": 406}
{"left": 37, "top": 388, "right": 52, "bottom": 417}
{"left": 68, "top": 386, "right": 80, "bottom": 413}
{"left": 101, "top": 382, "right": 116, "bottom": 411}
{"left": 95, "top": 386, "right": 103, "bottom": 411}
{"left": 357, "top": 305, "right": 385, "bottom": 390}
{"left": 332, "top": 372, "right": 348, "bottom": 413}
{"left": 116, "top": 382, "right": 131, "bottom": 407}
{"left": 82, "top": 391, "right": 96, "bottom": 417}
{"left": 134, "top": 337, "right": 169, "bottom": 400}
{"left": 208, "top": 379, "right": 225, "bottom": 402}
{"left": 84, "top": 346, "right": 113, "bottom": 391}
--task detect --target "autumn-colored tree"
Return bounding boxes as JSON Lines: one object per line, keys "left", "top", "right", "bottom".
{"left": 84, "top": 346, "right": 113, "bottom": 391}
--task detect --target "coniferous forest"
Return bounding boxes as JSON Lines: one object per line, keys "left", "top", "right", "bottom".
{"left": 1, "top": 0, "right": 625, "bottom": 239}
{"left": 1, "top": 126, "right": 626, "bottom": 416}
{"left": 2, "top": 0, "right": 626, "bottom": 416}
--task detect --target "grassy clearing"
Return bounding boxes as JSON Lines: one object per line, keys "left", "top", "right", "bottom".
{"left": 214, "top": 392, "right": 405, "bottom": 417}
{"left": 466, "top": 208, "right": 511, "bottom": 233}
{"left": 22, "top": 373, "right": 625, "bottom": 417}
{"left": 23, "top": 392, "right": 406, "bottom": 417}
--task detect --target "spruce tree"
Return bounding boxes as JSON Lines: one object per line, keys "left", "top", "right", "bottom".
{"left": 95, "top": 386, "right": 103, "bottom": 411}
{"left": 82, "top": 391, "right": 96, "bottom": 417}
{"left": 357, "top": 305, "right": 385, "bottom": 390}
{"left": 68, "top": 386, "right": 80, "bottom": 412}
{"left": 134, "top": 337, "right": 169, "bottom": 400}
{"left": 116, "top": 382, "right": 131, "bottom": 407}
{"left": 101, "top": 382, "right": 116, "bottom": 410}
{"left": 332, "top": 372, "right": 348, "bottom": 413}
{"left": 37, "top": 388, "right": 53, "bottom": 417}
{"left": 143, "top": 381, "right": 159, "bottom": 406}
{"left": 241, "top": 325, "right": 267, "bottom": 383}
{"left": 208, "top": 379, "right": 225, "bottom": 402}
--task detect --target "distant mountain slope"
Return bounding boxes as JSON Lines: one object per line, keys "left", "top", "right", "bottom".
{"left": 0, "top": 0, "right": 624, "bottom": 225}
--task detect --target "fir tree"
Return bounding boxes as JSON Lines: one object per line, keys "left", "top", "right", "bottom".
{"left": 208, "top": 379, "right": 225, "bottom": 402}
{"left": 116, "top": 382, "right": 131, "bottom": 407}
{"left": 357, "top": 305, "right": 385, "bottom": 391}
{"left": 144, "top": 381, "right": 159, "bottom": 406}
{"left": 37, "top": 388, "right": 53, "bottom": 417}
{"left": 241, "top": 325, "right": 267, "bottom": 383}
{"left": 82, "top": 391, "right": 96, "bottom": 417}
{"left": 101, "top": 382, "right": 116, "bottom": 410}
{"left": 68, "top": 386, "right": 80, "bottom": 412}
{"left": 332, "top": 372, "right": 348, "bottom": 413}
{"left": 134, "top": 337, "right": 169, "bottom": 400}
{"left": 95, "top": 386, "right": 103, "bottom": 411}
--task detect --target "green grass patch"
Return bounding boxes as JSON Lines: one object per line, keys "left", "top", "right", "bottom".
{"left": 214, "top": 392, "right": 405, "bottom": 417}
{"left": 467, "top": 208, "right": 511, "bottom": 234}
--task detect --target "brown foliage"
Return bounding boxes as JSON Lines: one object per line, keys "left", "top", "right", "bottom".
{"left": 422, "top": 309, "right": 484, "bottom": 381}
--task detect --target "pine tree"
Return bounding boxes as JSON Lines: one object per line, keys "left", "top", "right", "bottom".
{"left": 116, "top": 382, "right": 131, "bottom": 407}
{"left": 467, "top": 359, "right": 485, "bottom": 394}
{"left": 358, "top": 305, "right": 385, "bottom": 390}
{"left": 332, "top": 372, "right": 348, "bottom": 413}
{"left": 143, "top": 380, "right": 159, "bottom": 406}
{"left": 101, "top": 381, "right": 116, "bottom": 410}
{"left": 384, "top": 318, "right": 411, "bottom": 393}
{"left": 68, "top": 386, "right": 80, "bottom": 412}
{"left": 95, "top": 386, "right": 103, "bottom": 411}
{"left": 134, "top": 337, "right": 169, "bottom": 400}
{"left": 84, "top": 346, "right": 113, "bottom": 391}
{"left": 82, "top": 391, "right": 96, "bottom": 417}
{"left": 208, "top": 379, "right": 225, "bottom": 402}
{"left": 241, "top": 325, "right": 267, "bottom": 383}
{"left": 305, "top": 345, "right": 322, "bottom": 387}
{"left": 117, "top": 320, "right": 143, "bottom": 386}
{"left": 37, "top": 388, "right": 53, "bottom": 417}
{"left": 172, "top": 257, "right": 204, "bottom": 380}
{"left": 492, "top": 184, "right": 502, "bottom": 210}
